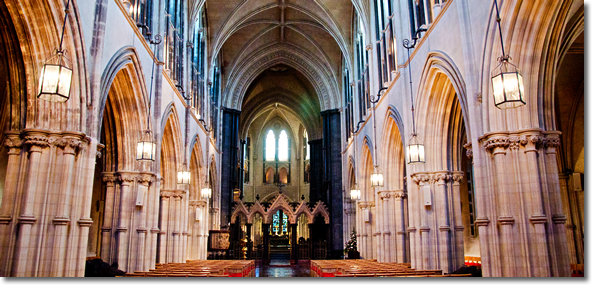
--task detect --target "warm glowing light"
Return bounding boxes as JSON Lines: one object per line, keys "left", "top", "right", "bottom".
{"left": 136, "top": 130, "right": 156, "bottom": 161}
{"left": 491, "top": 59, "right": 525, "bottom": 109}
{"left": 350, "top": 187, "right": 361, "bottom": 201}
{"left": 201, "top": 187, "right": 212, "bottom": 200}
{"left": 38, "top": 52, "right": 72, "bottom": 102}
{"left": 371, "top": 166, "right": 384, "bottom": 188}
{"left": 177, "top": 164, "right": 191, "bottom": 185}
{"left": 407, "top": 134, "right": 425, "bottom": 164}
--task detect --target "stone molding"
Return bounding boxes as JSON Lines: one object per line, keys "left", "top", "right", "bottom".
{"left": 475, "top": 218, "right": 490, "bottom": 227}
{"left": 479, "top": 129, "right": 560, "bottom": 154}
{"left": 552, "top": 214, "right": 567, "bottom": 224}
{"left": 497, "top": 216, "right": 515, "bottom": 225}
{"left": 3, "top": 134, "right": 22, "bottom": 155}
{"left": 357, "top": 201, "right": 373, "bottom": 209}
{"left": 529, "top": 215, "right": 548, "bottom": 225}
{"left": 463, "top": 142, "right": 473, "bottom": 159}
{"left": 77, "top": 219, "right": 93, "bottom": 227}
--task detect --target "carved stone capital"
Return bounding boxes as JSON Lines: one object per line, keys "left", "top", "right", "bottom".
{"left": 483, "top": 136, "right": 509, "bottom": 152}
{"left": 138, "top": 174, "right": 153, "bottom": 186}
{"left": 394, "top": 191, "right": 407, "bottom": 199}
{"left": 433, "top": 172, "right": 450, "bottom": 184}
{"left": 463, "top": 142, "right": 473, "bottom": 159}
{"left": 3, "top": 136, "right": 22, "bottom": 155}
{"left": 509, "top": 136, "right": 527, "bottom": 150}
{"left": 160, "top": 190, "right": 175, "bottom": 198}
{"left": 24, "top": 134, "right": 49, "bottom": 152}
{"left": 357, "top": 201, "right": 372, "bottom": 209}
{"left": 411, "top": 173, "right": 430, "bottom": 185}
{"left": 378, "top": 191, "right": 393, "bottom": 200}
{"left": 118, "top": 173, "right": 137, "bottom": 185}
{"left": 451, "top": 172, "right": 465, "bottom": 184}
{"left": 102, "top": 172, "right": 118, "bottom": 185}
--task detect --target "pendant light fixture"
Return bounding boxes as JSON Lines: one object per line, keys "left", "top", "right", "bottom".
{"left": 404, "top": 34, "right": 425, "bottom": 164}
{"left": 177, "top": 162, "right": 191, "bottom": 185}
{"left": 370, "top": 87, "right": 387, "bottom": 188}
{"left": 491, "top": 0, "right": 525, "bottom": 109}
{"left": 136, "top": 35, "right": 162, "bottom": 161}
{"left": 350, "top": 184, "right": 361, "bottom": 201}
{"left": 38, "top": 0, "right": 73, "bottom": 102}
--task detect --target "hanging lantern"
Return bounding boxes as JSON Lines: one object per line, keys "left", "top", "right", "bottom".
{"left": 491, "top": 58, "right": 525, "bottom": 109}
{"left": 177, "top": 163, "right": 191, "bottom": 185}
{"left": 350, "top": 185, "right": 361, "bottom": 201}
{"left": 38, "top": 51, "right": 73, "bottom": 102}
{"left": 370, "top": 166, "right": 384, "bottom": 188}
{"left": 136, "top": 130, "right": 156, "bottom": 161}
{"left": 407, "top": 133, "right": 425, "bottom": 164}
{"left": 201, "top": 186, "right": 212, "bottom": 200}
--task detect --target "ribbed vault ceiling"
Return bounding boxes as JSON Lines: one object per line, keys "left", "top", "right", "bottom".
{"left": 206, "top": 0, "right": 354, "bottom": 137}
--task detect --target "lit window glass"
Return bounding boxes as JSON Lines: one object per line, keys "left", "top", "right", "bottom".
{"left": 266, "top": 130, "right": 276, "bottom": 161}
{"left": 278, "top": 130, "right": 289, "bottom": 161}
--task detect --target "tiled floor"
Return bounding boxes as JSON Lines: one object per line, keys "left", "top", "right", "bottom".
{"left": 255, "top": 259, "right": 311, "bottom": 277}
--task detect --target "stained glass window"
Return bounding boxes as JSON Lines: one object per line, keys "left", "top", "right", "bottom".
{"left": 272, "top": 210, "right": 289, "bottom": 235}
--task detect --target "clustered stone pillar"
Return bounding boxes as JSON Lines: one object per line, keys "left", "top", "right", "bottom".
{"left": 187, "top": 200, "right": 208, "bottom": 260}
{"left": 478, "top": 131, "right": 570, "bottom": 277}
{"left": 98, "top": 171, "right": 157, "bottom": 273}
{"left": 158, "top": 190, "right": 188, "bottom": 264}
{"left": 409, "top": 171, "right": 465, "bottom": 273}
{"left": 0, "top": 130, "right": 99, "bottom": 277}
{"left": 356, "top": 201, "right": 373, "bottom": 259}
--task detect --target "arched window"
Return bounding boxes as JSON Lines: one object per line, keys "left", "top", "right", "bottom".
{"left": 304, "top": 131, "right": 310, "bottom": 160}
{"left": 278, "top": 130, "right": 289, "bottom": 161}
{"left": 279, "top": 167, "right": 288, "bottom": 184}
{"left": 266, "top": 167, "right": 275, "bottom": 184}
{"left": 266, "top": 130, "right": 276, "bottom": 161}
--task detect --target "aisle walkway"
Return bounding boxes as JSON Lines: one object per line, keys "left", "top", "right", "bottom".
{"left": 255, "top": 260, "right": 310, "bottom": 277}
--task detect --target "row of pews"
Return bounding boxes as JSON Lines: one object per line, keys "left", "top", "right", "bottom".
{"left": 310, "top": 260, "right": 472, "bottom": 277}
{"left": 123, "top": 260, "right": 255, "bottom": 277}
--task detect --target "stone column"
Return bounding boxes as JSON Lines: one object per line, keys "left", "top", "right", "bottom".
{"left": 50, "top": 137, "right": 82, "bottom": 277}
{"left": 434, "top": 172, "right": 451, "bottom": 273}
{"left": 13, "top": 134, "right": 49, "bottom": 276}
{"left": 558, "top": 173, "right": 580, "bottom": 265}
{"left": 0, "top": 134, "right": 22, "bottom": 276}
{"left": 290, "top": 223, "right": 297, "bottom": 263}
{"left": 150, "top": 177, "right": 162, "bottom": 269}
{"left": 158, "top": 191, "right": 171, "bottom": 264}
{"left": 100, "top": 173, "right": 117, "bottom": 263}
{"left": 172, "top": 193, "right": 183, "bottom": 263}
{"left": 411, "top": 173, "right": 431, "bottom": 270}
{"left": 263, "top": 223, "right": 270, "bottom": 264}
{"left": 246, "top": 223, "right": 253, "bottom": 259}
{"left": 395, "top": 191, "right": 407, "bottom": 263}
{"left": 451, "top": 172, "right": 466, "bottom": 268}
{"left": 136, "top": 174, "right": 152, "bottom": 272}
{"left": 116, "top": 173, "right": 136, "bottom": 272}
{"left": 543, "top": 133, "right": 570, "bottom": 276}
{"left": 379, "top": 191, "right": 392, "bottom": 263}
{"left": 308, "top": 223, "right": 314, "bottom": 260}
{"left": 484, "top": 136, "right": 517, "bottom": 276}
